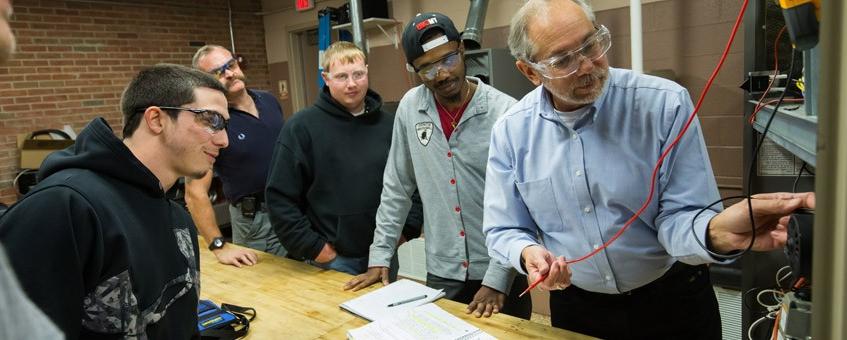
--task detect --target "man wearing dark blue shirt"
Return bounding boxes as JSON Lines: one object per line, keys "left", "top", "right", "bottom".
{"left": 186, "top": 45, "right": 287, "bottom": 266}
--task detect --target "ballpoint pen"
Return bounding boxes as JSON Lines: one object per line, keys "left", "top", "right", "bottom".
{"left": 387, "top": 294, "right": 428, "bottom": 307}
{"left": 518, "top": 274, "right": 548, "bottom": 298}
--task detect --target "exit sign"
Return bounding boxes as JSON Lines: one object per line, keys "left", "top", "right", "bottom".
{"left": 295, "top": 0, "right": 314, "bottom": 12}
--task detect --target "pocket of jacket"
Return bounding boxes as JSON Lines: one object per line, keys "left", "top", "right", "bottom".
{"left": 515, "top": 177, "right": 566, "bottom": 230}
{"left": 334, "top": 211, "right": 376, "bottom": 258}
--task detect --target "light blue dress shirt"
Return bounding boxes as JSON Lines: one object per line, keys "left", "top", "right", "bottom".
{"left": 483, "top": 68, "right": 723, "bottom": 294}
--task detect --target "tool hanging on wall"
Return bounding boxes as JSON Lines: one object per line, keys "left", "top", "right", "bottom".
{"left": 317, "top": 8, "right": 332, "bottom": 89}
{"left": 778, "top": 0, "right": 821, "bottom": 50}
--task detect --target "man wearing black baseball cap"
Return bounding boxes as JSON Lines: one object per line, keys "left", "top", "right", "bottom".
{"left": 346, "top": 12, "right": 532, "bottom": 320}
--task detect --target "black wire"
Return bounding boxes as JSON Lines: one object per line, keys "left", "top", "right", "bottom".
{"left": 744, "top": 287, "right": 764, "bottom": 312}
{"left": 792, "top": 162, "right": 807, "bottom": 193}
{"left": 803, "top": 164, "right": 815, "bottom": 176}
{"left": 691, "top": 195, "right": 749, "bottom": 259}
{"left": 690, "top": 47, "right": 797, "bottom": 259}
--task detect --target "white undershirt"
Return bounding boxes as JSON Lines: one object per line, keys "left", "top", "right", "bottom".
{"left": 554, "top": 105, "right": 591, "bottom": 129}
{"left": 350, "top": 108, "right": 365, "bottom": 116}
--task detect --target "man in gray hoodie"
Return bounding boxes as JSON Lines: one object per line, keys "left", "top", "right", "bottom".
{"left": 345, "top": 12, "right": 531, "bottom": 319}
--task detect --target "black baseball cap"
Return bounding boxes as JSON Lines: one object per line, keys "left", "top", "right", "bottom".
{"left": 401, "top": 12, "right": 461, "bottom": 65}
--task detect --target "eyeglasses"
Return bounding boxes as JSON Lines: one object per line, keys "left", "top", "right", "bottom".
{"left": 525, "top": 25, "right": 611, "bottom": 79}
{"left": 323, "top": 67, "right": 368, "bottom": 83}
{"left": 209, "top": 57, "right": 239, "bottom": 78}
{"left": 157, "top": 106, "right": 228, "bottom": 134}
{"left": 414, "top": 51, "right": 462, "bottom": 81}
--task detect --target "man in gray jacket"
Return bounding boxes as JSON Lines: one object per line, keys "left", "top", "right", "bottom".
{"left": 345, "top": 12, "right": 531, "bottom": 319}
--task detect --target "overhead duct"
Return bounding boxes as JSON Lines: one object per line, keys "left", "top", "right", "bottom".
{"left": 349, "top": 0, "right": 367, "bottom": 54}
{"left": 462, "top": 0, "right": 488, "bottom": 50}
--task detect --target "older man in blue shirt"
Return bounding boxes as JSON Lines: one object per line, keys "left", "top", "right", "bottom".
{"left": 483, "top": 0, "right": 814, "bottom": 339}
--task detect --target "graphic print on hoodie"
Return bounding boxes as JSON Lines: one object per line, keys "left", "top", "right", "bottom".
{"left": 0, "top": 117, "right": 200, "bottom": 339}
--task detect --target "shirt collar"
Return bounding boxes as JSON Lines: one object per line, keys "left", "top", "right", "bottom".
{"left": 418, "top": 76, "right": 488, "bottom": 119}
{"left": 228, "top": 88, "right": 259, "bottom": 115}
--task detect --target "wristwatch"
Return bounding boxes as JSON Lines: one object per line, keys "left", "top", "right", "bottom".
{"left": 208, "top": 237, "right": 226, "bottom": 251}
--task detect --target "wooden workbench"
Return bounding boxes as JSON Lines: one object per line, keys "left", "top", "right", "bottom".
{"left": 199, "top": 244, "right": 594, "bottom": 339}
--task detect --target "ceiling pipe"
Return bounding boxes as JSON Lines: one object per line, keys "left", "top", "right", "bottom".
{"left": 349, "top": 0, "right": 367, "bottom": 56}
{"left": 630, "top": 0, "right": 643, "bottom": 73}
{"left": 462, "top": 0, "right": 489, "bottom": 50}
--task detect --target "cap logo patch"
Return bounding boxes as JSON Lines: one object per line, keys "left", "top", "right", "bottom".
{"left": 416, "top": 18, "right": 437, "bottom": 31}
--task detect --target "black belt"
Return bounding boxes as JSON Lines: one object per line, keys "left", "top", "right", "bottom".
{"left": 235, "top": 192, "right": 265, "bottom": 206}
{"left": 565, "top": 262, "right": 709, "bottom": 302}
{"left": 233, "top": 192, "right": 266, "bottom": 218}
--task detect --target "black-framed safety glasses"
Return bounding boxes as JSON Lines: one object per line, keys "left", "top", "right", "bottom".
{"left": 155, "top": 106, "right": 228, "bottom": 134}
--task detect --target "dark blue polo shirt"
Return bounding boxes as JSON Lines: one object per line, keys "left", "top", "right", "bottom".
{"left": 214, "top": 89, "right": 284, "bottom": 203}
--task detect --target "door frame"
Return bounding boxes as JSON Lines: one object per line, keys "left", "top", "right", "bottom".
{"left": 286, "top": 21, "right": 319, "bottom": 113}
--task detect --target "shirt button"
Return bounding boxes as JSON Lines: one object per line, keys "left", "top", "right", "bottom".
{"left": 447, "top": 151, "right": 453, "bottom": 158}
{"left": 593, "top": 244, "right": 600, "bottom": 250}
{"left": 583, "top": 206, "right": 592, "bottom": 213}
{"left": 459, "top": 230, "right": 465, "bottom": 237}
{"left": 605, "top": 275, "right": 612, "bottom": 281}
{"left": 462, "top": 261, "right": 469, "bottom": 268}
{"left": 450, "top": 178, "right": 456, "bottom": 185}
{"left": 455, "top": 206, "right": 461, "bottom": 212}
{"left": 575, "top": 170, "right": 583, "bottom": 177}
{"left": 571, "top": 134, "right": 578, "bottom": 140}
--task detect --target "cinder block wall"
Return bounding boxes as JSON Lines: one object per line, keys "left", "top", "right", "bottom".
{"left": 0, "top": 0, "right": 273, "bottom": 204}
{"left": 596, "top": 0, "right": 746, "bottom": 200}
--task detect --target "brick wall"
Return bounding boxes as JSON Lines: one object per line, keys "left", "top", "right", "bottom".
{"left": 0, "top": 0, "right": 271, "bottom": 204}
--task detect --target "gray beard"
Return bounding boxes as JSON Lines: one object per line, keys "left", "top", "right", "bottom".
{"left": 548, "top": 72, "right": 608, "bottom": 108}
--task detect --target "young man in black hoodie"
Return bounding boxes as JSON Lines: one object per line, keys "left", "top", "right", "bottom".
{"left": 0, "top": 64, "right": 229, "bottom": 339}
{"left": 266, "top": 41, "right": 422, "bottom": 277}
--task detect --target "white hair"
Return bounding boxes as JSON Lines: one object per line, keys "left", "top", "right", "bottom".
{"left": 508, "top": 0, "right": 596, "bottom": 61}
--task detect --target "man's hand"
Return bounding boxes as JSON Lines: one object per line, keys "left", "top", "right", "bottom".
{"left": 344, "top": 267, "right": 390, "bottom": 291}
{"left": 314, "top": 243, "right": 337, "bottom": 264}
{"left": 396, "top": 235, "right": 408, "bottom": 247}
{"left": 708, "top": 192, "right": 815, "bottom": 253}
{"left": 213, "top": 245, "right": 258, "bottom": 268}
{"left": 466, "top": 286, "right": 506, "bottom": 318}
{"left": 521, "top": 245, "right": 571, "bottom": 291}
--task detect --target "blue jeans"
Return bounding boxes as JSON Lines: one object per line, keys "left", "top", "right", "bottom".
{"left": 308, "top": 253, "right": 400, "bottom": 281}
{"left": 228, "top": 204, "right": 287, "bottom": 257}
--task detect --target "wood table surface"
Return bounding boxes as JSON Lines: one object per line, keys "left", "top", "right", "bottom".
{"left": 199, "top": 243, "right": 595, "bottom": 339}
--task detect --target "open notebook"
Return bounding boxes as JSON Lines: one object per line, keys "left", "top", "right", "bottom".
{"left": 347, "top": 303, "right": 496, "bottom": 340}
{"left": 340, "top": 279, "right": 445, "bottom": 321}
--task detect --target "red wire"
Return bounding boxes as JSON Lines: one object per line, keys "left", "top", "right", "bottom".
{"left": 566, "top": 0, "right": 749, "bottom": 265}
{"left": 752, "top": 98, "right": 804, "bottom": 117}
{"left": 749, "top": 26, "right": 788, "bottom": 124}
{"left": 772, "top": 311, "right": 781, "bottom": 340}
